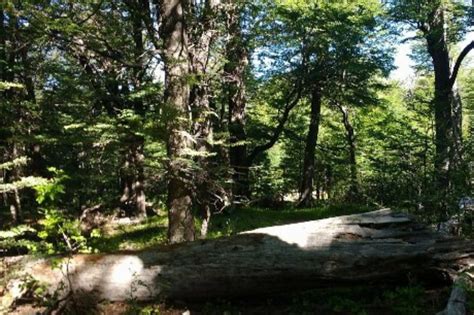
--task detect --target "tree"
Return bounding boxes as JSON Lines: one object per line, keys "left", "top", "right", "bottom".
{"left": 42, "top": 0, "right": 159, "bottom": 218}
{"left": 224, "top": 0, "right": 251, "bottom": 202}
{"left": 0, "top": 1, "right": 44, "bottom": 222}
{"left": 335, "top": 103, "right": 359, "bottom": 200}
{"left": 187, "top": 0, "right": 223, "bottom": 237}
{"left": 388, "top": 0, "right": 474, "bottom": 213}
{"left": 267, "top": 0, "right": 392, "bottom": 206}
{"left": 158, "top": 0, "right": 226, "bottom": 240}
{"left": 159, "top": 0, "right": 195, "bottom": 243}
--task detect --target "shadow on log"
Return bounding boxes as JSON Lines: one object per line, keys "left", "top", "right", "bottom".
{"left": 2, "top": 209, "right": 474, "bottom": 310}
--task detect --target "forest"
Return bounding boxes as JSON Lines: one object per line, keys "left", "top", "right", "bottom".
{"left": 1, "top": 0, "right": 474, "bottom": 314}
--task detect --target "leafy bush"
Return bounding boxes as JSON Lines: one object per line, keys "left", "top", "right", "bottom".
{"left": 33, "top": 168, "right": 69, "bottom": 206}
{"left": 0, "top": 168, "right": 98, "bottom": 255}
{"left": 32, "top": 168, "right": 94, "bottom": 254}
{"left": 36, "top": 209, "right": 89, "bottom": 254}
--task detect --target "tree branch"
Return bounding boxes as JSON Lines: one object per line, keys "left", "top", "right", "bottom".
{"left": 246, "top": 35, "right": 309, "bottom": 164}
{"left": 247, "top": 83, "right": 302, "bottom": 164}
{"left": 449, "top": 40, "right": 474, "bottom": 89}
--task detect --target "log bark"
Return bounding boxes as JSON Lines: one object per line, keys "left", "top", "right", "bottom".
{"left": 3, "top": 209, "right": 474, "bottom": 306}
{"left": 437, "top": 276, "right": 470, "bottom": 315}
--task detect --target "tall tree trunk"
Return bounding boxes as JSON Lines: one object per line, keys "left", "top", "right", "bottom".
{"left": 451, "top": 86, "right": 467, "bottom": 189}
{"left": 135, "top": 145, "right": 146, "bottom": 218}
{"left": 225, "top": 1, "right": 250, "bottom": 202}
{"left": 6, "top": 144, "right": 22, "bottom": 223}
{"left": 299, "top": 89, "right": 322, "bottom": 207}
{"left": 120, "top": 136, "right": 147, "bottom": 218}
{"left": 422, "top": 6, "right": 474, "bottom": 214}
{"left": 188, "top": 0, "right": 221, "bottom": 237}
{"left": 191, "top": 83, "right": 213, "bottom": 237}
{"left": 337, "top": 104, "right": 359, "bottom": 200}
{"left": 224, "top": 3, "right": 250, "bottom": 203}
{"left": 160, "top": 0, "right": 195, "bottom": 243}
{"left": 19, "top": 44, "right": 35, "bottom": 102}
{"left": 2, "top": 11, "right": 23, "bottom": 223}
{"left": 119, "top": 0, "right": 147, "bottom": 219}
{"left": 426, "top": 28, "right": 455, "bottom": 213}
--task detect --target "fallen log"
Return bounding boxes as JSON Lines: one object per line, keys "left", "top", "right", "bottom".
{"left": 2, "top": 209, "right": 474, "bottom": 307}
{"left": 437, "top": 273, "right": 474, "bottom": 315}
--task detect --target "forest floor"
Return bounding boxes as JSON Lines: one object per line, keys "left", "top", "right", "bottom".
{"left": 3, "top": 204, "right": 473, "bottom": 314}
{"left": 90, "top": 203, "right": 374, "bottom": 252}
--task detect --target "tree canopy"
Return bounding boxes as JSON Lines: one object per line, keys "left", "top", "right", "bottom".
{"left": 0, "top": 0, "right": 472, "bottom": 256}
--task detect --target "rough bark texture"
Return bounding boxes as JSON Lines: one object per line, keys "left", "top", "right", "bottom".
{"left": 437, "top": 276, "right": 470, "bottom": 315}
{"left": 188, "top": 0, "right": 221, "bottom": 237}
{"left": 224, "top": 0, "right": 250, "bottom": 202}
{"left": 120, "top": 135, "right": 146, "bottom": 218}
{"left": 299, "top": 89, "right": 322, "bottom": 207}
{"left": 4, "top": 209, "right": 473, "bottom": 306}
{"left": 160, "top": 0, "right": 195, "bottom": 243}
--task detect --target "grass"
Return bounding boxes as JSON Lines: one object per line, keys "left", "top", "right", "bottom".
{"left": 90, "top": 203, "right": 374, "bottom": 252}
{"left": 0, "top": 202, "right": 373, "bottom": 254}
{"left": 90, "top": 215, "right": 168, "bottom": 252}
{"left": 207, "top": 203, "right": 374, "bottom": 238}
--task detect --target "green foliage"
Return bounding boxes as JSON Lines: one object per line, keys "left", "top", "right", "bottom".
{"left": 36, "top": 209, "right": 89, "bottom": 254}
{"left": 0, "top": 81, "right": 24, "bottom": 91}
{"left": 125, "top": 304, "right": 161, "bottom": 315}
{"left": 0, "top": 225, "right": 41, "bottom": 254}
{"left": 327, "top": 296, "right": 368, "bottom": 314}
{"left": 0, "top": 210, "right": 96, "bottom": 255}
{"left": 383, "top": 285, "right": 425, "bottom": 315}
{"left": 90, "top": 215, "right": 168, "bottom": 252}
{"left": 192, "top": 283, "right": 445, "bottom": 314}
{"left": 0, "top": 0, "right": 471, "bottom": 291}
{"left": 0, "top": 176, "right": 49, "bottom": 194}
{"left": 355, "top": 80, "right": 436, "bottom": 207}
{"left": 387, "top": 0, "right": 472, "bottom": 44}
{"left": 0, "top": 168, "right": 95, "bottom": 255}
{"left": 0, "top": 157, "right": 28, "bottom": 171}
{"left": 31, "top": 168, "right": 91, "bottom": 254}
{"left": 34, "top": 168, "right": 69, "bottom": 206}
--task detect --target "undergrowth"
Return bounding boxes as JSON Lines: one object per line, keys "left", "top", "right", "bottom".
{"left": 1, "top": 203, "right": 374, "bottom": 255}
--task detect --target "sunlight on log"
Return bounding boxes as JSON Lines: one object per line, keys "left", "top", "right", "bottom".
{"left": 4, "top": 210, "right": 473, "bottom": 304}
{"left": 109, "top": 256, "right": 144, "bottom": 286}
